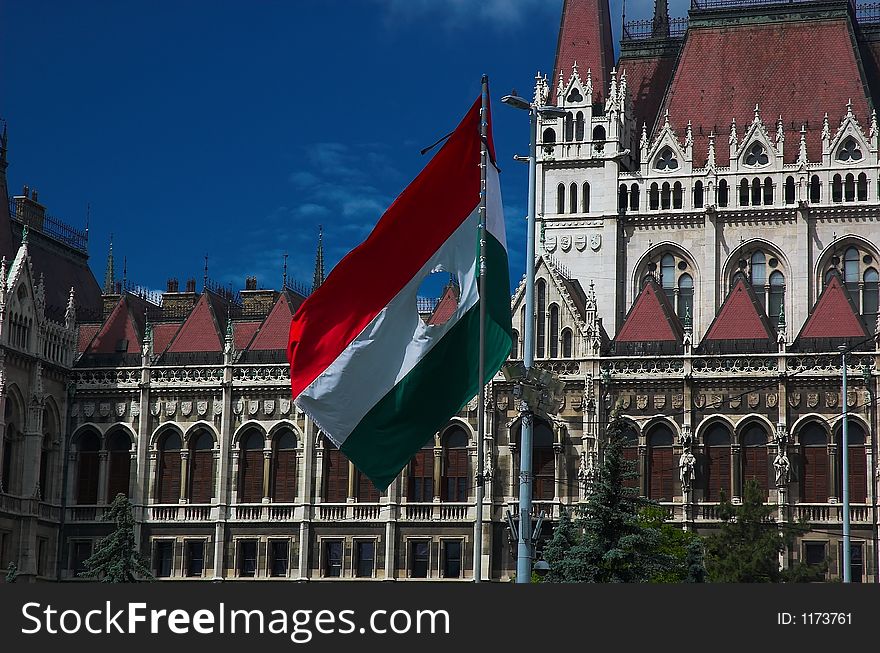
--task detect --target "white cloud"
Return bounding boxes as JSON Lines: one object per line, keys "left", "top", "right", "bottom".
{"left": 374, "top": 0, "right": 560, "bottom": 30}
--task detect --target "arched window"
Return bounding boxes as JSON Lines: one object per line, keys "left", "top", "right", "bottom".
{"left": 661, "top": 182, "right": 671, "bottom": 210}
{"left": 660, "top": 253, "right": 676, "bottom": 303}
{"left": 649, "top": 183, "right": 659, "bottom": 210}
{"left": 800, "top": 423, "right": 828, "bottom": 503}
{"left": 188, "top": 430, "right": 214, "bottom": 503}
{"left": 693, "top": 180, "right": 704, "bottom": 208}
{"left": 618, "top": 184, "right": 628, "bottom": 212}
{"left": 751, "top": 178, "right": 761, "bottom": 206}
{"left": 839, "top": 421, "right": 867, "bottom": 503}
{"left": 592, "top": 125, "right": 606, "bottom": 154}
{"left": 533, "top": 420, "right": 555, "bottom": 500}
{"left": 2, "top": 403, "right": 16, "bottom": 494}
{"left": 239, "top": 429, "right": 264, "bottom": 503}
{"left": 704, "top": 424, "right": 731, "bottom": 501}
{"left": 324, "top": 437, "right": 349, "bottom": 502}
{"left": 857, "top": 173, "right": 868, "bottom": 201}
{"left": 564, "top": 113, "right": 574, "bottom": 141}
{"left": 750, "top": 251, "right": 766, "bottom": 309}
{"left": 739, "top": 179, "right": 749, "bottom": 206}
{"left": 673, "top": 181, "right": 683, "bottom": 209}
{"left": 678, "top": 273, "right": 693, "bottom": 321}
{"left": 837, "top": 137, "right": 863, "bottom": 162}
{"left": 763, "top": 177, "right": 773, "bottom": 205}
{"left": 561, "top": 328, "right": 573, "bottom": 358}
{"left": 741, "top": 424, "right": 768, "bottom": 499}
{"left": 647, "top": 425, "right": 674, "bottom": 501}
{"left": 582, "top": 182, "right": 591, "bottom": 212}
{"left": 536, "top": 279, "right": 546, "bottom": 358}
{"left": 107, "top": 432, "right": 131, "bottom": 501}
{"left": 768, "top": 271, "right": 785, "bottom": 323}
{"left": 156, "top": 431, "right": 182, "bottom": 504}
{"left": 542, "top": 128, "right": 556, "bottom": 144}
{"left": 441, "top": 426, "right": 468, "bottom": 502}
{"left": 655, "top": 147, "right": 679, "bottom": 171}
{"left": 718, "top": 179, "right": 729, "bottom": 207}
{"left": 832, "top": 174, "right": 843, "bottom": 203}
{"left": 408, "top": 441, "right": 434, "bottom": 502}
{"left": 76, "top": 431, "right": 101, "bottom": 505}
{"left": 845, "top": 174, "right": 855, "bottom": 202}
{"left": 745, "top": 142, "right": 769, "bottom": 166}
{"left": 510, "top": 329, "right": 519, "bottom": 359}
{"left": 574, "top": 111, "right": 584, "bottom": 141}
{"left": 630, "top": 184, "right": 640, "bottom": 211}
{"left": 863, "top": 268, "right": 878, "bottom": 327}
{"left": 356, "top": 466, "right": 378, "bottom": 501}
{"left": 784, "top": 176, "right": 795, "bottom": 204}
{"left": 569, "top": 183, "right": 578, "bottom": 214}
{"left": 549, "top": 304, "right": 559, "bottom": 358}
{"left": 844, "top": 246, "right": 860, "bottom": 301}
{"left": 556, "top": 183, "right": 565, "bottom": 214}
{"left": 810, "top": 175, "right": 821, "bottom": 203}
{"left": 271, "top": 430, "right": 297, "bottom": 503}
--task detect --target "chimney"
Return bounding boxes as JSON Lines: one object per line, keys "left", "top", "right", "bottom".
{"left": 162, "top": 277, "right": 199, "bottom": 318}
{"left": 11, "top": 186, "right": 47, "bottom": 232}
{"left": 240, "top": 276, "right": 278, "bottom": 317}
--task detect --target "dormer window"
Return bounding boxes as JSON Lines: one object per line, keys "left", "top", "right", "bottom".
{"left": 567, "top": 87, "right": 583, "bottom": 103}
{"left": 744, "top": 142, "right": 769, "bottom": 166}
{"left": 655, "top": 147, "right": 678, "bottom": 171}
{"left": 837, "top": 137, "right": 863, "bottom": 162}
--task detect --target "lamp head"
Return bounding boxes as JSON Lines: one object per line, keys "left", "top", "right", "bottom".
{"left": 501, "top": 94, "right": 531, "bottom": 111}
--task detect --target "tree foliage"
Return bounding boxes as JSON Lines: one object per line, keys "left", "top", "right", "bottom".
{"left": 5, "top": 561, "right": 18, "bottom": 584}
{"left": 704, "top": 479, "right": 826, "bottom": 583}
{"left": 79, "top": 493, "right": 154, "bottom": 583}
{"left": 639, "top": 505, "right": 706, "bottom": 583}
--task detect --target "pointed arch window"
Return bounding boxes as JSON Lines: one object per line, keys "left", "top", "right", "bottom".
{"left": 548, "top": 304, "right": 559, "bottom": 358}
{"left": 800, "top": 423, "right": 828, "bottom": 503}
{"left": 556, "top": 183, "right": 565, "bottom": 214}
{"left": 661, "top": 182, "right": 671, "bottom": 210}
{"left": 762, "top": 177, "right": 773, "bottom": 205}
{"left": 741, "top": 424, "right": 769, "bottom": 499}
{"left": 838, "top": 421, "right": 867, "bottom": 503}
{"left": 678, "top": 273, "right": 693, "bottom": 322}
{"left": 857, "top": 173, "right": 868, "bottom": 201}
{"left": 739, "top": 179, "right": 749, "bottom": 206}
{"left": 844, "top": 246, "right": 860, "bottom": 300}
{"left": 592, "top": 125, "right": 606, "bottom": 153}
{"left": 510, "top": 329, "right": 519, "bottom": 359}
{"left": 271, "top": 430, "right": 297, "bottom": 503}
{"left": 647, "top": 425, "right": 674, "bottom": 501}
{"left": 564, "top": 113, "right": 574, "bottom": 142}
{"left": 324, "top": 438, "right": 349, "bottom": 502}
{"left": 832, "top": 174, "right": 843, "bottom": 203}
{"left": 76, "top": 431, "right": 101, "bottom": 505}
{"left": 768, "top": 271, "right": 785, "bottom": 324}
{"left": 536, "top": 279, "right": 546, "bottom": 358}
{"left": 533, "top": 420, "right": 555, "bottom": 500}
{"left": 837, "top": 137, "right": 863, "bottom": 162}
{"left": 704, "top": 424, "right": 732, "bottom": 502}
{"left": 784, "top": 176, "right": 795, "bottom": 204}
{"left": 845, "top": 174, "right": 856, "bottom": 202}
{"left": 239, "top": 429, "right": 264, "bottom": 503}
{"left": 561, "top": 328, "right": 573, "bottom": 358}
{"left": 441, "top": 426, "right": 468, "bottom": 502}
{"left": 660, "top": 253, "right": 676, "bottom": 301}
{"left": 693, "top": 180, "right": 704, "bottom": 208}
{"left": 574, "top": 111, "right": 584, "bottom": 141}
{"left": 649, "top": 183, "right": 659, "bottom": 210}
{"left": 673, "top": 182, "right": 683, "bottom": 209}
{"left": 718, "top": 179, "right": 729, "bottom": 207}
{"left": 189, "top": 430, "right": 214, "bottom": 503}
{"left": 542, "top": 127, "right": 556, "bottom": 144}
{"left": 810, "top": 175, "right": 821, "bottom": 203}
{"left": 582, "top": 182, "right": 591, "bottom": 212}
{"left": 744, "top": 142, "right": 769, "bottom": 166}
{"left": 408, "top": 442, "right": 434, "bottom": 502}
{"left": 39, "top": 433, "right": 52, "bottom": 502}
{"left": 618, "top": 184, "right": 628, "bottom": 212}
{"left": 751, "top": 178, "right": 761, "bottom": 206}
{"left": 629, "top": 183, "right": 639, "bottom": 211}
{"left": 569, "top": 183, "right": 578, "bottom": 214}
{"left": 863, "top": 267, "right": 878, "bottom": 328}
{"left": 107, "top": 431, "right": 131, "bottom": 501}
{"left": 750, "top": 250, "right": 766, "bottom": 305}
{"left": 156, "top": 431, "right": 181, "bottom": 504}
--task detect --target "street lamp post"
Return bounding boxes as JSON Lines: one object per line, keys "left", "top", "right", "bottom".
{"left": 501, "top": 93, "right": 566, "bottom": 583}
{"left": 840, "top": 345, "right": 851, "bottom": 582}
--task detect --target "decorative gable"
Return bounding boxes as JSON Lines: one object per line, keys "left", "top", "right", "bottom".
{"left": 167, "top": 292, "right": 223, "bottom": 353}
{"left": 85, "top": 296, "right": 143, "bottom": 355}
{"left": 796, "top": 272, "right": 869, "bottom": 340}
{"left": 614, "top": 278, "right": 682, "bottom": 346}
{"left": 248, "top": 292, "right": 296, "bottom": 351}
{"left": 828, "top": 100, "right": 875, "bottom": 166}
{"left": 643, "top": 111, "right": 688, "bottom": 174}
{"left": 735, "top": 105, "right": 780, "bottom": 172}
{"left": 701, "top": 276, "right": 775, "bottom": 350}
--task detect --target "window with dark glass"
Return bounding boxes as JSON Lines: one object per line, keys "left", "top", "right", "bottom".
{"left": 324, "top": 540, "right": 343, "bottom": 577}
{"left": 185, "top": 540, "right": 205, "bottom": 577}
{"left": 718, "top": 179, "right": 729, "bottom": 207}
{"left": 768, "top": 271, "right": 785, "bottom": 324}
{"left": 809, "top": 175, "right": 820, "bottom": 203}
{"left": 442, "top": 426, "right": 468, "bottom": 502}
{"left": 629, "top": 184, "right": 639, "bottom": 211}
{"left": 648, "top": 425, "right": 675, "bottom": 501}
{"left": 409, "top": 447, "right": 434, "bottom": 501}
{"left": 784, "top": 176, "right": 795, "bottom": 204}
{"left": 574, "top": 111, "right": 584, "bottom": 141}
{"left": 803, "top": 541, "right": 826, "bottom": 567}
{"left": 157, "top": 431, "right": 182, "bottom": 504}
{"left": 751, "top": 178, "right": 761, "bottom": 206}
{"left": 857, "top": 173, "right": 868, "bottom": 201}
{"left": 154, "top": 540, "right": 173, "bottom": 578}
{"left": 556, "top": 183, "right": 565, "bottom": 214}
{"left": 832, "top": 174, "right": 843, "bottom": 202}
{"left": 655, "top": 147, "right": 678, "bottom": 171}
{"left": 271, "top": 430, "right": 297, "bottom": 502}
{"left": 661, "top": 182, "right": 671, "bottom": 210}
{"left": 549, "top": 304, "right": 559, "bottom": 358}
{"left": 237, "top": 540, "right": 258, "bottom": 577}
{"left": 693, "top": 180, "right": 703, "bottom": 208}
{"left": 536, "top": 279, "right": 546, "bottom": 358}
{"left": 533, "top": 421, "right": 555, "bottom": 500}
{"left": 409, "top": 540, "right": 429, "bottom": 578}
{"left": 442, "top": 540, "right": 462, "bottom": 578}
{"left": 864, "top": 268, "right": 878, "bottom": 327}
{"left": 649, "top": 183, "right": 659, "bottom": 210}
{"left": 76, "top": 431, "right": 100, "bottom": 505}
{"left": 673, "top": 182, "right": 683, "bottom": 209}
{"left": 841, "top": 542, "right": 864, "bottom": 582}
{"left": 239, "top": 429, "right": 264, "bottom": 503}
{"left": 355, "top": 541, "right": 375, "bottom": 578}
{"left": 800, "top": 423, "right": 829, "bottom": 503}
{"left": 704, "top": 424, "right": 731, "bottom": 502}
{"left": 107, "top": 431, "right": 130, "bottom": 501}
{"left": 845, "top": 174, "right": 855, "bottom": 202}
{"left": 72, "top": 541, "right": 93, "bottom": 576}
{"left": 741, "top": 424, "right": 769, "bottom": 498}
{"left": 739, "top": 179, "right": 749, "bottom": 206}
{"left": 569, "top": 183, "right": 577, "bottom": 214}
{"left": 269, "top": 540, "right": 289, "bottom": 577}
{"left": 561, "top": 328, "right": 573, "bottom": 358}
{"left": 763, "top": 177, "right": 773, "bottom": 205}
{"left": 678, "top": 274, "right": 693, "bottom": 322}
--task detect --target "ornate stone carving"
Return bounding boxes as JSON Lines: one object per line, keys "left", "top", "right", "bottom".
{"left": 560, "top": 235, "right": 572, "bottom": 252}
{"left": 766, "top": 393, "right": 778, "bottom": 408}
{"left": 232, "top": 398, "right": 243, "bottom": 415}
{"left": 215, "top": 399, "right": 225, "bottom": 416}
{"left": 694, "top": 394, "right": 706, "bottom": 408}
{"left": 150, "top": 402, "right": 161, "bottom": 416}
{"left": 788, "top": 392, "right": 801, "bottom": 408}
{"left": 99, "top": 402, "right": 111, "bottom": 418}
{"left": 620, "top": 395, "right": 631, "bottom": 409}
{"left": 197, "top": 400, "right": 208, "bottom": 417}
{"left": 636, "top": 395, "right": 648, "bottom": 410}
{"left": 589, "top": 234, "right": 601, "bottom": 251}
{"left": 165, "top": 400, "right": 177, "bottom": 416}
{"left": 279, "top": 398, "right": 291, "bottom": 415}
{"left": 729, "top": 396, "right": 741, "bottom": 409}
{"left": 653, "top": 394, "right": 666, "bottom": 410}
{"left": 679, "top": 448, "right": 696, "bottom": 492}
{"left": 131, "top": 402, "right": 140, "bottom": 418}
{"left": 248, "top": 400, "right": 259, "bottom": 416}
{"left": 672, "top": 394, "right": 683, "bottom": 409}
{"left": 846, "top": 391, "right": 858, "bottom": 408}
{"left": 747, "top": 393, "right": 760, "bottom": 409}
{"left": 545, "top": 235, "right": 557, "bottom": 252}
{"left": 83, "top": 402, "right": 95, "bottom": 418}
{"left": 71, "top": 403, "right": 80, "bottom": 417}
{"left": 181, "top": 401, "right": 193, "bottom": 417}
{"left": 263, "top": 399, "right": 275, "bottom": 416}
{"left": 115, "top": 402, "right": 127, "bottom": 418}
{"left": 574, "top": 235, "right": 587, "bottom": 251}
{"left": 806, "top": 392, "right": 819, "bottom": 408}
{"left": 825, "top": 392, "right": 838, "bottom": 408}
{"left": 710, "top": 394, "right": 723, "bottom": 408}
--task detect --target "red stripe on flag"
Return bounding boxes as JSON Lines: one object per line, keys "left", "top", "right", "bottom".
{"left": 287, "top": 96, "right": 483, "bottom": 398}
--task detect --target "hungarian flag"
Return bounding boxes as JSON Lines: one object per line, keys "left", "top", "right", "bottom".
{"left": 287, "top": 94, "right": 512, "bottom": 491}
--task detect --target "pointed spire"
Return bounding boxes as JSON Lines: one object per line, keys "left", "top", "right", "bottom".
{"left": 204, "top": 254, "right": 209, "bottom": 291}
{"left": 663, "top": 108, "right": 670, "bottom": 130}
{"left": 312, "top": 224, "right": 325, "bottom": 292}
{"left": 707, "top": 131, "right": 717, "bottom": 170}
{"left": 652, "top": 0, "right": 670, "bottom": 38}
{"left": 846, "top": 98, "right": 854, "bottom": 120}
{"left": 640, "top": 122, "right": 648, "bottom": 150}
{"left": 822, "top": 112, "right": 831, "bottom": 142}
{"left": 65, "top": 287, "right": 76, "bottom": 329}
{"left": 753, "top": 103, "right": 761, "bottom": 124}
{"left": 729, "top": 117, "right": 738, "bottom": 148}
{"left": 607, "top": 67, "right": 618, "bottom": 111}
{"left": 683, "top": 304, "right": 692, "bottom": 334}
{"left": 685, "top": 120, "right": 693, "bottom": 148}
{"left": 122, "top": 256, "right": 127, "bottom": 290}
{"left": 871, "top": 109, "right": 878, "bottom": 141}
{"left": 533, "top": 70, "right": 544, "bottom": 106}
{"left": 104, "top": 235, "right": 114, "bottom": 293}
{"left": 282, "top": 252, "right": 289, "bottom": 289}
{"left": 798, "top": 124, "right": 808, "bottom": 167}
{"left": 585, "top": 67, "right": 593, "bottom": 100}
{"left": 776, "top": 115, "right": 784, "bottom": 145}
{"left": 21, "top": 223, "right": 28, "bottom": 245}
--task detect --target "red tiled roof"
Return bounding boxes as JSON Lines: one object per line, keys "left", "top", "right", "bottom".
{"left": 77, "top": 323, "right": 101, "bottom": 353}
{"left": 615, "top": 279, "right": 682, "bottom": 342}
{"left": 660, "top": 17, "right": 871, "bottom": 166}
{"left": 427, "top": 284, "right": 459, "bottom": 326}
{"left": 703, "top": 276, "right": 775, "bottom": 342}
{"left": 248, "top": 292, "right": 296, "bottom": 351}
{"left": 152, "top": 322, "right": 182, "bottom": 355}
{"left": 234, "top": 320, "right": 261, "bottom": 350}
{"left": 86, "top": 296, "right": 144, "bottom": 354}
{"left": 167, "top": 292, "right": 223, "bottom": 353}
{"left": 619, "top": 52, "right": 678, "bottom": 137}
{"left": 551, "top": 0, "right": 615, "bottom": 103}
{"left": 798, "top": 273, "right": 869, "bottom": 339}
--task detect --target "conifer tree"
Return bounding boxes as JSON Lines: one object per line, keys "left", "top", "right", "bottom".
{"left": 5, "top": 561, "right": 18, "bottom": 583}
{"left": 79, "top": 493, "right": 154, "bottom": 583}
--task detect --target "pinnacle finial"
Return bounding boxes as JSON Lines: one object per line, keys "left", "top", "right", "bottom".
{"left": 312, "top": 224, "right": 325, "bottom": 292}
{"left": 21, "top": 223, "right": 28, "bottom": 244}
{"left": 754, "top": 103, "right": 761, "bottom": 123}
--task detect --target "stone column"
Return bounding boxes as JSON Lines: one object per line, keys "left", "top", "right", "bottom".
{"left": 347, "top": 461, "right": 356, "bottom": 501}
{"left": 179, "top": 450, "right": 190, "bottom": 503}
{"left": 433, "top": 446, "right": 442, "bottom": 501}
{"left": 146, "top": 449, "right": 158, "bottom": 505}
{"left": 828, "top": 443, "right": 839, "bottom": 504}
{"left": 97, "top": 450, "right": 109, "bottom": 505}
{"left": 638, "top": 444, "right": 648, "bottom": 498}
{"left": 731, "top": 444, "right": 742, "bottom": 502}
{"left": 384, "top": 520, "right": 396, "bottom": 581}
{"left": 262, "top": 448, "right": 272, "bottom": 502}
{"left": 66, "top": 452, "right": 78, "bottom": 502}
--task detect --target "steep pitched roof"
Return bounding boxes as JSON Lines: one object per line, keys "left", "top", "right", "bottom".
{"left": 551, "top": 0, "right": 615, "bottom": 102}
{"left": 152, "top": 322, "right": 182, "bottom": 355}
{"left": 85, "top": 294, "right": 148, "bottom": 355}
{"left": 614, "top": 278, "right": 683, "bottom": 343}
{"left": 618, "top": 48, "right": 679, "bottom": 138}
{"left": 797, "top": 272, "right": 870, "bottom": 340}
{"left": 702, "top": 276, "right": 775, "bottom": 343}
{"left": 659, "top": 11, "right": 871, "bottom": 166}
{"left": 427, "top": 282, "right": 460, "bottom": 326}
{"left": 233, "top": 320, "right": 262, "bottom": 350}
{"left": 248, "top": 291, "right": 297, "bottom": 351}
{"left": 166, "top": 291, "right": 225, "bottom": 353}
{"left": 77, "top": 324, "right": 101, "bottom": 353}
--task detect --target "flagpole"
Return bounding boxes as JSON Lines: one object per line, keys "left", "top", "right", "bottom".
{"left": 473, "top": 74, "right": 490, "bottom": 583}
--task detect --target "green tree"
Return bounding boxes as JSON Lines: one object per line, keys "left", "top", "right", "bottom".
{"left": 638, "top": 505, "right": 706, "bottom": 583}
{"left": 5, "top": 561, "right": 18, "bottom": 584}
{"left": 705, "top": 479, "right": 826, "bottom": 583}
{"left": 544, "top": 417, "right": 673, "bottom": 582}
{"left": 79, "top": 493, "right": 154, "bottom": 583}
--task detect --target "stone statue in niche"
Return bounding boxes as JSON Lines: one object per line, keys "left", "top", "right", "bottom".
{"left": 679, "top": 448, "right": 696, "bottom": 492}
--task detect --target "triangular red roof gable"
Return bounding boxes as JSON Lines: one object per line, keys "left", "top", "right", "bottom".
{"left": 703, "top": 276, "right": 775, "bottom": 342}
{"left": 85, "top": 294, "right": 149, "bottom": 355}
{"left": 167, "top": 292, "right": 223, "bottom": 352}
{"left": 248, "top": 292, "right": 296, "bottom": 351}
{"left": 427, "top": 283, "right": 459, "bottom": 326}
{"left": 798, "top": 273, "right": 870, "bottom": 340}
{"left": 234, "top": 320, "right": 261, "bottom": 351}
{"left": 152, "top": 322, "right": 182, "bottom": 355}
{"left": 77, "top": 323, "right": 101, "bottom": 354}
{"left": 615, "top": 279, "right": 682, "bottom": 343}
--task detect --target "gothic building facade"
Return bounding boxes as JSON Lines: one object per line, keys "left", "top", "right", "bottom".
{"left": 1, "top": 0, "right": 878, "bottom": 583}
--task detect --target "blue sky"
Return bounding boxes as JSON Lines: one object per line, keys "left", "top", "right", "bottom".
{"left": 1, "top": 0, "right": 671, "bottom": 298}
